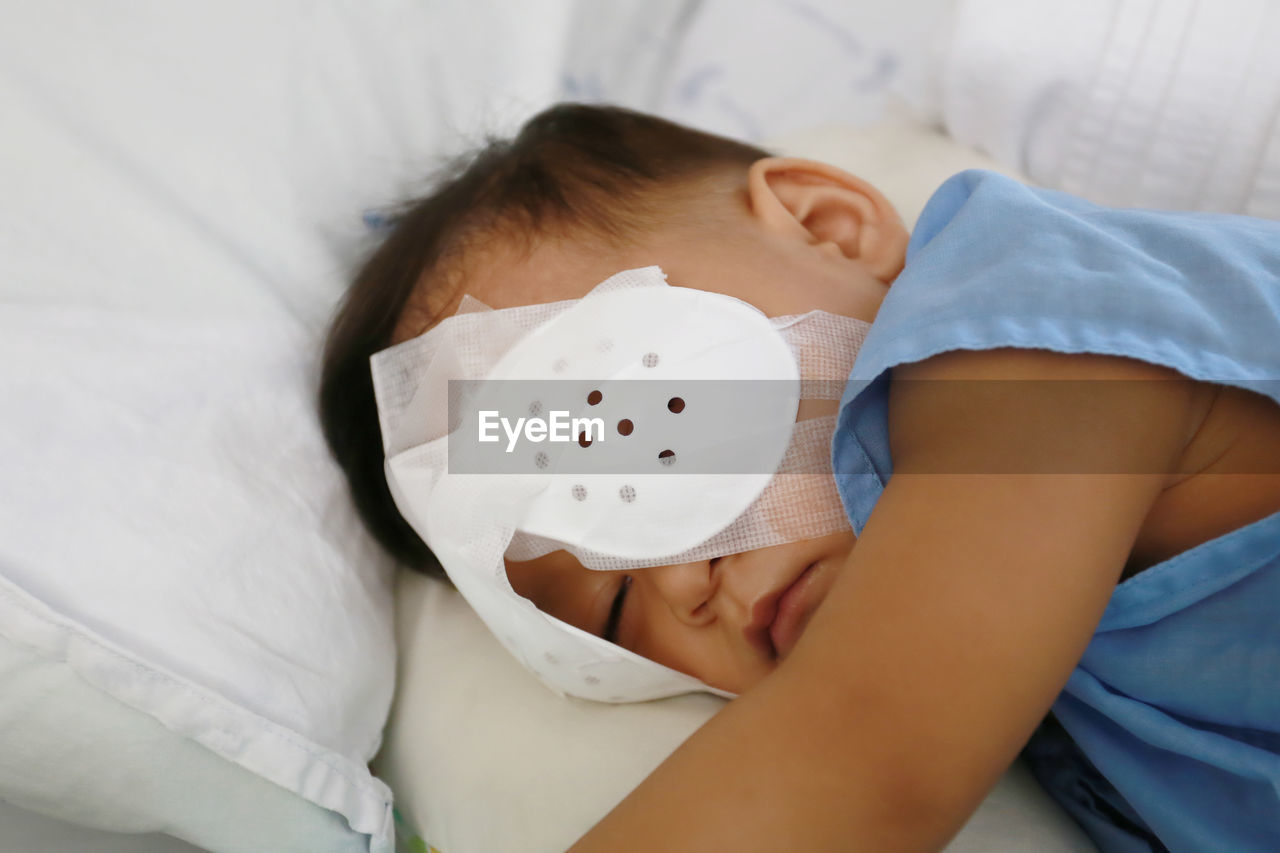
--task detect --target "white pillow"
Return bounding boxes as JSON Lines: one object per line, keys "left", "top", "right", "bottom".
{"left": 0, "top": 634, "right": 365, "bottom": 853}
{"left": 374, "top": 122, "right": 1091, "bottom": 853}
{"left": 0, "top": 2, "right": 571, "bottom": 850}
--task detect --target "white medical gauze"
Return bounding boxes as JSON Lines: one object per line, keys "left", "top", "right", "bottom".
{"left": 372, "top": 267, "right": 870, "bottom": 702}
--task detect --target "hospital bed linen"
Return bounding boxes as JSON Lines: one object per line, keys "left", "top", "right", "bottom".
{"left": 945, "top": 0, "right": 1280, "bottom": 219}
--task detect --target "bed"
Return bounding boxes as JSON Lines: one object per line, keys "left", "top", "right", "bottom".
{"left": 4, "top": 2, "right": 1275, "bottom": 851}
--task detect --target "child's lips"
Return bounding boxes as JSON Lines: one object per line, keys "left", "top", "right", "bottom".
{"left": 745, "top": 561, "right": 819, "bottom": 661}
{"left": 768, "top": 562, "right": 820, "bottom": 660}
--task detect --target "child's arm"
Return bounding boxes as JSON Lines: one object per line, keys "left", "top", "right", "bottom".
{"left": 570, "top": 348, "right": 1202, "bottom": 852}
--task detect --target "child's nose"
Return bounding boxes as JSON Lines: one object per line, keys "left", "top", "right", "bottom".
{"left": 646, "top": 559, "right": 718, "bottom": 627}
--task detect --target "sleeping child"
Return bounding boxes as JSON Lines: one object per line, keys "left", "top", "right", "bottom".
{"left": 318, "top": 104, "right": 1280, "bottom": 851}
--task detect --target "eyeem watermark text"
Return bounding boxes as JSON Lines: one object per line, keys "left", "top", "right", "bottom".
{"left": 479, "top": 410, "right": 605, "bottom": 453}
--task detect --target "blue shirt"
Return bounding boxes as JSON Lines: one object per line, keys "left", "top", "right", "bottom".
{"left": 831, "top": 171, "right": 1280, "bottom": 852}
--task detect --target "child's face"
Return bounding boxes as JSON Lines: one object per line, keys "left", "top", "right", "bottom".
{"left": 507, "top": 532, "right": 856, "bottom": 694}
{"left": 398, "top": 158, "right": 907, "bottom": 694}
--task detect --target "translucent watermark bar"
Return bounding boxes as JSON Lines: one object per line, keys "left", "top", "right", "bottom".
{"left": 446, "top": 378, "right": 1280, "bottom": 475}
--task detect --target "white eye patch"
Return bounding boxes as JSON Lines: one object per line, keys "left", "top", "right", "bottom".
{"left": 459, "top": 285, "right": 800, "bottom": 559}
{"left": 372, "top": 267, "right": 870, "bottom": 702}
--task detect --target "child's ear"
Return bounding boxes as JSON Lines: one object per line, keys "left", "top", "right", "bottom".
{"left": 746, "top": 157, "right": 908, "bottom": 282}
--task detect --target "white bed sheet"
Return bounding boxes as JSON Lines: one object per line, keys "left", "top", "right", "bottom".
{"left": 0, "top": 799, "right": 201, "bottom": 853}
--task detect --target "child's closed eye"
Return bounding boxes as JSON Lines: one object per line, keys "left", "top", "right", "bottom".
{"left": 602, "top": 575, "right": 632, "bottom": 644}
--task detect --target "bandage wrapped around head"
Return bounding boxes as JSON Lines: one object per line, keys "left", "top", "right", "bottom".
{"left": 371, "top": 267, "right": 869, "bottom": 702}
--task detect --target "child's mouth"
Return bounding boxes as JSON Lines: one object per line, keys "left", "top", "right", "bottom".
{"left": 745, "top": 560, "right": 822, "bottom": 662}
{"left": 768, "top": 561, "right": 821, "bottom": 660}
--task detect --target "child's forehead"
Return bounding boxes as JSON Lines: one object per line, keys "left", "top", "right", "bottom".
{"left": 393, "top": 232, "right": 677, "bottom": 343}
{"left": 465, "top": 238, "right": 636, "bottom": 308}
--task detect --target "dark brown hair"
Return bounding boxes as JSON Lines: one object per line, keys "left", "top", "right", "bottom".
{"left": 317, "top": 103, "right": 770, "bottom": 578}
